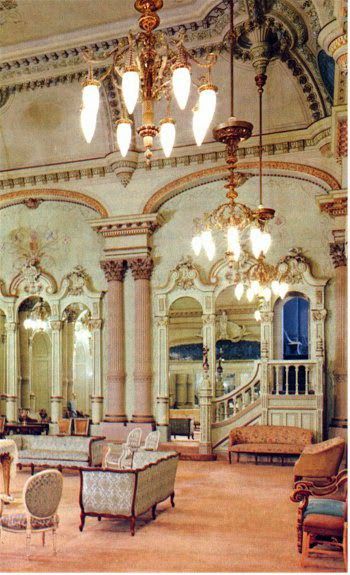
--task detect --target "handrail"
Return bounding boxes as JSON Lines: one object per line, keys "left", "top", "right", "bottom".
{"left": 212, "top": 362, "right": 261, "bottom": 404}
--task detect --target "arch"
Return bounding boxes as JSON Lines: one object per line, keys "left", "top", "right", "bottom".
{"left": 0, "top": 189, "right": 108, "bottom": 218}
{"left": 31, "top": 331, "right": 52, "bottom": 415}
{"left": 143, "top": 162, "right": 341, "bottom": 214}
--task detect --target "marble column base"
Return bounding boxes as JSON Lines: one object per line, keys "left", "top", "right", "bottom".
{"left": 104, "top": 414, "right": 128, "bottom": 423}
{"left": 199, "top": 442, "right": 213, "bottom": 455}
{"left": 131, "top": 414, "right": 155, "bottom": 424}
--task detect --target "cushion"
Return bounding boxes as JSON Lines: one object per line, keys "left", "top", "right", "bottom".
{"left": 1, "top": 513, "right": 58, "bottom": 531}
{"left": 19, "top": 450, "right": 89, "bottom": 462}
{"left": 304, "top": 498, "right": 345, "bottom": 518}
{"left": 229, "top": 443, "right": 304, "bottom": 454}
{"left": 303, "top": 513, "right": 344, "bottom": 536}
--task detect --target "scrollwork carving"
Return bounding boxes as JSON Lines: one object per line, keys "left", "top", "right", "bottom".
{"left": 65, "top": 265, "right": 89, "bottom": 295}
{"left": 312, "top": 309, "right": 327, "bottom": 321}
{"left": 277, "top": 247, "right": 308, "bottom": 284}
{"left": 171, "top": 256, "right": 198, "bottom": 289}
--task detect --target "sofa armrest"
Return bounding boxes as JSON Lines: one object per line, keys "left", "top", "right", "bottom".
{"left": 79, "top": 468, "right": 136, "bottom": 516}
{"left": 88, "top": 437, "right": 106, "bottom": 466}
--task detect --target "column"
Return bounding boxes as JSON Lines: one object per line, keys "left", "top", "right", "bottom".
{"left": 100, "top": 260, "right": 127, "bottom": 422}
{"left": 89, "top": 319, "right": 103, "bottom": 424}
{"left": 330, "top": 232, "right": 347, "bottom": 429}
{"left": 5, "top": 322, "right": 18, "bottom": 422}
{"left": 129, "top": 256, "right": 154, "bottom": 423}
{"left": 202, "top": 314, "right": 216, "bottom": 393}
{"left": 50, "top": 320, "right": 63, "bottom": 423}
{"left": 155, "top": 316, "right": 169, "bottom": 440}
{"left": 199, "top": 349, "right": 213, "bottom": 454}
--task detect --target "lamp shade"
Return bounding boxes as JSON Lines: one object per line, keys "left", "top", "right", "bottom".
{"left": 122, "top": 67, "right": 140, "bottom": 115}
{"left": 191, "top": 235, "right": 202, "bottom": 256}
{"left": 172, "top": 66, "right": 191, "bottom": 110}
{"left": 116, "top": 119, "right": 132, "bottom": 157}
{"left": 80, "top": 107, "right": 97, "bottom": 144}
{"left": 81, "top": 80, "right": 100, "bottom": 143}
{"left": 160, "top": 119, "right": 176, "bottom": 158}
{"left": 235, "top": 282, "right": 244, "bottom": 301}
{"left": 192, "top": 106, "right": 206, "bottom": 146}
{"left": 198, "top": 84, "right": 217, "bottom": 131}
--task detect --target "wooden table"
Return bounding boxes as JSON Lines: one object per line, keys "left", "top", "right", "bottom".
{"left": 5, "top": 422, "right": 50, "bottom": 435}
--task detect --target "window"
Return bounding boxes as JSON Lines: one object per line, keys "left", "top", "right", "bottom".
{"left": 282, "top": 296, "right": 309, "bottom": 360}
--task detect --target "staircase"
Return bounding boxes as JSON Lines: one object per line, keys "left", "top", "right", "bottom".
{"left": 210, "top": 359, "right": 323, "bottom": 454}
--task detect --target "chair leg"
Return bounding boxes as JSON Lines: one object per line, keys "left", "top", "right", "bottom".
{"left": 343, "top": 522, "right": 348, "bottom": 571}
{"left": 152, "top": 504, "right": 157, "bottom": 520}
{"left": 52, "top": 528, "right": 57, "bottom": 555}
{"left": 301, "top": 531, "right": 310, "bottom": 567}
{"left": 26, "top": 532, "right": 31, "bottom": 558}
{"left": 42, "top": 532, "right": 46, "bottom": 547}
{"left": 79, "top": 512, "right": 86, "bottom": 532}
{"left": 130, "top": 516, "right": 136, "bottom": 536}
{"left": 171, "top": 492, "right": 175, "bottom": 507}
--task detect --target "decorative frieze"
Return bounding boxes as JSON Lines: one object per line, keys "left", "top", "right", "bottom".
{"left": 100, "top": 260, "right": 127, "bottom": 283}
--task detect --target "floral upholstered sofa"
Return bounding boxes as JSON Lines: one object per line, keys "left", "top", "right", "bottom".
{"left": 10, "top": 435, "right": 105, "bottom": 473}
{"left": 79, "top": 450, "right": 179, "bottom": 535}
{"left": 228, "top": 425, "right": 313, "bottom": 464}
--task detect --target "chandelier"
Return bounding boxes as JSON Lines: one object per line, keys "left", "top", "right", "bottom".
{"left": 74, "top": 309, "right": 92, "bottom": 345}
{"left": 23, "top": 299, "right": 50, "bottom": 332}
{"left": 191, "top": 0, "right": 274, "bottom": 265}
{"left": 80, "top": 0, "right": 218, "bottom": 164}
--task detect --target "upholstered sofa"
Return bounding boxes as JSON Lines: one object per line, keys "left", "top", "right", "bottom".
{"left": 293, "top": 437, "right": 345, "bottom": 483}
{"left": 228, "top": 425, "right": 313, "bottom": 464}
{"left": 9, "top": 435, "right": 105, "bottom": 473}
{"left": 79, "top": 450, "right": 179, "bottom": 535}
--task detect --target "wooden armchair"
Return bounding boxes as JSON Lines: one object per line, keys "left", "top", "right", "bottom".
{"left": 73, "top": 418, "right": 90, "bottom": 436}
{"left": 291, "top": 469, "right": 347, "bottom": 568}
{"left": 294, "top": 437, "right": 345, "bottom": 484}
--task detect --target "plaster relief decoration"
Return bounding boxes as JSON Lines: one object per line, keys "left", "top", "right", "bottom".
{"left": 216, "top": 310, "right": 249, "bottom": 342}
{"left": 65, "top": 265, "right": 90, "bottom": 296}
{"left": 0, "top": 0, "right": 21, "bottom": 25}
{"left": 3, "top": 227, "right": 70, "bottom": 295}
{"left": 276, "top": 247, "right": 308, "bottom": 285}
{"left": 172, "top": 256, "right": 200, "bottom": 290}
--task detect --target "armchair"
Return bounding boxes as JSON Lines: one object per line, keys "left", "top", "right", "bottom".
{"left": 73, "top": 418, "right": 90, "bottom": 436}
{"left": 57, "top": 418, "right": 72, "bottom": 436}
{"left": 141, "top": 431, "right": 160, "bottom": 451}
{"left": 291, "top": 470, "right": 347, "bottom": 568}
{"left": 104, "top": 428, "right": 142, "bottom": 469}
{"left": 294, "top": 437, "right": 345, "bottom": 484}
{"left": 0, "top": 469, "right": 63, "bottom": 557}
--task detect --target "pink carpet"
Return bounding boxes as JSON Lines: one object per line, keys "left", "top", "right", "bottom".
{"left": 0, "top": 461, "right": 345, "bottom": 573}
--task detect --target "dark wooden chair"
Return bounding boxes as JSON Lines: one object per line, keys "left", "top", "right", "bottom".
{"left": 73, "top": 418, "right": 90, "bottom": 436}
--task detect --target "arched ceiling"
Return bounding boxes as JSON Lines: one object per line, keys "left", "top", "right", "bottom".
{"left": 0, "top": 0, "right": 336, "bottom": 173}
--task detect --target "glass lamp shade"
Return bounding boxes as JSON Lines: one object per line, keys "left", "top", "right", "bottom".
{"left": 82, "top": 82, "right": 100, "bottom": 112}
{"left": 198, "top": 85, "right": 217, "bottom": 130}
{"left": 80, "top": 107, "right": 97, "bottom": 144}
{"left": 160, "top": 119, "right": 176, "bottom": 158}
{"left": 251, "top": 280, "right": 260, "bottom": 295}
{"left": 246, "top": 287, "right": 254, "bottom": 302}
{"left": 122, "top": 68, "right": 140, "bottom": 115}
{"left": 172, "top": 66, "right": 191, "bottom": 110}
{"left": 191, "top": 235, "right": 202, "bottom": 256}
{"left": 271, "top": 280, "right": 280, "bottom": 295}
{"left": 262, "top": 287, "right": 272, "bottom": 302}
{"left": 116, "top": 119, "right": 132, "bottom": 157}
{"left": 192, "top": 106, "right": 207, "bottom": 146}
{"left": 278, "top": 282, "right": 289, "bottom": 299}
{"left": 201, "top": 230, "right": 215, "bottom": 261}
{"left": 235, "top": 282, "right": 244, "bottom": 301}
{"left": 254, "top": 310, "right": 261, "bottom": 322}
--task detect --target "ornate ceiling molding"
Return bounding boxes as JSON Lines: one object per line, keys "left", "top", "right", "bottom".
{"left": 143, "top": 161, "right": 341, "bottom": 213}
{"left": 0, "top": 188, "right": 108, "bottom": 217}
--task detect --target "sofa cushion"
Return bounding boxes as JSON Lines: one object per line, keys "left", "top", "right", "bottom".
{"left": 229, "top": 443, "right": 305, "bottom": 454}
{"left": 303, "top": 513, "right": 344, "bottom": 536}
{"left": 1, "top": 513, "right": 58, "bottom": 531}
{"left": 304, "top": 498, "right": 345, "bottom": 518}
{"left": 19, "top": 449, "right": 89, "bottom": 462}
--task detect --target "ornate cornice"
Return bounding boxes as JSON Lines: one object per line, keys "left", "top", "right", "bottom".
{"left": 100, "top": 260, "right": 127, "bottom": 282}
{"left": 91, "top": 214, "right": 162, "bottom": 238}
{"left": 317, "top": 190, "right": 347, "bottom": 218}
{"left": 129, "top": 256, "right": 154, "bottom": 281}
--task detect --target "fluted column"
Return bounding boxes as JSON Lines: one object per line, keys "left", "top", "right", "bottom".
{"left": 330, "top": 232, "right": 347, "bottom": 428}
{"left": 129, "top": 256, "right": 154, "bottom": 423}
{"left": 89, "top": 319, "right": 103, "bottom": 424}
{"left": 50, "top": 320, "right": 63, "bottom": 423}
{"left": 101, "top": 260, "right": 127, "bottom": 422}
{"left": 5, "top": 322, "right": 18, "bottom": 422}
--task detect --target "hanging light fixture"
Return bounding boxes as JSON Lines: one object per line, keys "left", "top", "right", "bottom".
{"left": 80, "top": 1, "right": 217, "bottom": 165}
{"left": 23, "top": 299, "right": 50, "bottom": 332}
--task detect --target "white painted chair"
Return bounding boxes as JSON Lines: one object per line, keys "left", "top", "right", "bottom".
{"left": 104, "top": 428, "right": 143, "bottom": 469}
{"left": 0, "top": 469, "right": 63, "bottom": 557}
{"left": 141, "top": 431, "right": 160, "bottom": 451}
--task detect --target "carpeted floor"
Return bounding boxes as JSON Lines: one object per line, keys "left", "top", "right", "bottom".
{"left": 0, "top": 460, "right": 345, "bottom": 573}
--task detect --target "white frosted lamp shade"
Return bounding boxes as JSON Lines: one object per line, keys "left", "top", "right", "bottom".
{"left": 191, "top": 235, "right": 202, "bottom": 256}
{"left": 160, "top": 119, "right": 176, "bottom": 158}
{"left": 80, "top": 107, "right": 97, "bottom": 144}
{"left": 172, "top": 66, "right": 191, "bottom": 110}
{"left": 235, "top": 282, "right": 244, "bottom": 301}
{"left": 192, "top": 106, "right": 206, "bottom": 146}
{"left": 254, "top": 310, "right": 261, "bottom": 322}
{"left": 116, "top": 119, "right": 132, "bottom": 157}
{"left": 271, "top": 280, "right": 280, "bottom": 295}
{"left": 82, "top": 81, "right": 100, "bottom": 112}
{"left": 246, "top": 287, "right": 254, "bottom": 302}
{"left": 201, "top": 230, "right": 215, "bottom": 261}
{"left": 251, "top": 280, "right": 260, "bottom": 295}
{"left": 198, "top": 84, "right": 217, "bottom": 129}
{"left": 122, "top": 67, "right": 140, "bottom": 115}
{"left": 263, "top": 287, "right": 272, "bottom": 302}
{"left": 261, "top": 231, "right": 272, "bottom": 255}
{"left": 278, "top": 282, "right": 289, "bottom": 299}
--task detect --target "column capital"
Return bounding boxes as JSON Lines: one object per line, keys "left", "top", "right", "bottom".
{"left": 101, "top": 259, "right": 127, "bottom": 282}
{"left": 89, "top": 319, "right": 103, "bottom": 330}
{"left": 129, "top": 256, "right": 154, "bottom": 280}
{"left": 330, "top": 239, "right": 347, "bottom": 268}
{"left": 50, "top": 320, "right": 62, "bottom": 331}
{"left": 4, "top": 322, "right": 17, "bottom": 333}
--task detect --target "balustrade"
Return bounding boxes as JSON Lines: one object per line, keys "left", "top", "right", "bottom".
{"left": 212, "top": 364, "right": 261, "bottom": 424}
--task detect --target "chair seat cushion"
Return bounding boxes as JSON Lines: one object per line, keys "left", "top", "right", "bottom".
{"left": 304, "top": 498, "right": 345, "bottom": 518}
{"left": 19, "top": 449, "right": 89, "bottom": 462}
{"left": 303, "top": 513, "right": 344, "bottom": 537}
{"left": 229, "top": 443, "right": 304, "bottom": 454}
{"left": 1, "top": 513, "right": 58, "bottom": 531}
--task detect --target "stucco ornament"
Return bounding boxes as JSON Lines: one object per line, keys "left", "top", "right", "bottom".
{"left": 20, "top": 262, "right": 43, "bottom": 294}
{"left": 172, "top": 256, "right": 198, "bottom": 290}
{"left": 65, "top": 265, "right": 89, "bottom": 295}
{"left": 276, "top": 247, "right": 308, "bottom": 284}
{"left": 216, "top": 310, "right": 249, "bottom": 342}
